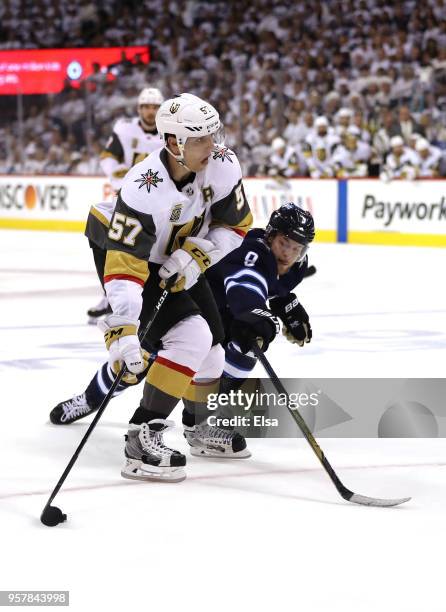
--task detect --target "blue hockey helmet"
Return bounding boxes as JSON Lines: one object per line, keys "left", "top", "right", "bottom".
{"left": 266, "top": 203, "right": 315, "bottom": 245}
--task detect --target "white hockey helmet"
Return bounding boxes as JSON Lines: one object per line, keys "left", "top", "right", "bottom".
{"left": 272, "top": 136, "right": 286, "bottom": 151}
{"left": 138, "top": 87, "right": 164, "bottom": 107}
{"left": 156, "top": 92, "right": 222, "bottom": 162}
{"left": 337, "top": 107, "right": 353, "bottom": 120}
{"left": 315, "top": 115, "right": 329, "bottom": 128}
{"left": 390, "top": 135, "right": 404, "bottom": 148}
{"left": 415, "top": 137, "right": 429, "bottom": 152}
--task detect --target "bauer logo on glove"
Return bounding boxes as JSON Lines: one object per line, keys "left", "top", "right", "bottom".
{"left": 285, "top": 297, "right": 299, "bottom": 314}
{"left": 270, "top": 293, "right": 312, "bottom": 347}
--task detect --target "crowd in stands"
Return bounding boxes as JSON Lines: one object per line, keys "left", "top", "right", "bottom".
{"left": 1, "top": 0, "right": 446, "bottom": 179}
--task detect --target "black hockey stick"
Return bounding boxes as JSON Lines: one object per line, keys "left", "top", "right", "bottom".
{"left": 252, "top": 344, "right": 411, "bottom": 507}
{"left": 40, "top": 276, "right": 176, "bottom": 527}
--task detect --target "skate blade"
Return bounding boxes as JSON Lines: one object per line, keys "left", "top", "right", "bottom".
{"left": 121, "top": 466, "right": 186, "bottom": 483}
{"left": 190, "top": 447, "right": 251, "bottom": 459}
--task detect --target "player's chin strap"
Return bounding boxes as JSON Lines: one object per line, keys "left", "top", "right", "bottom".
{"left": 165, "top": 140, "right": 192, "bottom": 170}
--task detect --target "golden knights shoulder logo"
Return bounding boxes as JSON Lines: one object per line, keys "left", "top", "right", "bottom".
{"left": 170, "top": 102, "right": 180, "bottom": 114}
{"left": 169, "top": 203, "right": 183, "bottom": 222}
{"left": 134, "top": 169, "right": 163, "bottom": 193}
{"left": 212, "top": 146, "right": 233, "bottom": 163}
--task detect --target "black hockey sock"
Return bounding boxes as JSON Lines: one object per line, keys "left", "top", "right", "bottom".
{"left": 129, "top": 382, "right": 179, "bottom": 425}
{"left": 182, "top": 399, "right": 205, "bottom": 427}
{"left": 219, "top": 373, "right": 246, "bottom": 395}
{"left": 130, "top": 406, "right": 168, "bottom": 424}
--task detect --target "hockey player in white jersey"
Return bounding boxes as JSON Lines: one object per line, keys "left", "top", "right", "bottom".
{"left": 332, "top": 126, "right": 371, "bottom": 177}
{"left": 304, "top": 116, "right": 339, "bottom": 156}
{"left": 268, "top": 137, "right": 307, "bottom": 178}
{"left": 100, "top": 86, "right": 164, "bottom": 191}
{"left": 380, "top": 135, "right": 418, "bottom": 182}
{"left": 307, "top": 139, "right": 335, "bottom": 178}
{"left": 87, "top": 87, "right": 164, "bottom": 321}
{"left": 56, "top": 93, "right": 254, "bottom": 482}
{"left": 333, "top": 107, "right": 352, "bottom": 140}
{"left": 414, "top": 138, "right": 443, "bottom": 177}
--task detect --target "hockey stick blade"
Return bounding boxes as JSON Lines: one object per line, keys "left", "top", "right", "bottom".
{"left": 346, "top": 492, "right": 411, "bottom": 508}
{"left": 252, "top": 345, "right": 412, "bottom": 508}
{"left": 290, "top": 405, "right": 412, "bottom": 507}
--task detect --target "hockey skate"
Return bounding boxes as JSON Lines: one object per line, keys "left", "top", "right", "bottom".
{"left": 87, "top": 295, "right": 112, "bottom": 325}
{"left": 184, "top": 422, "right": 251, "bottom": 458}
{"left": 121, "top": 420, "right": 186, "bottom": 482}
{"left": 50, "top": 392, "right": 97, "bottom": 425}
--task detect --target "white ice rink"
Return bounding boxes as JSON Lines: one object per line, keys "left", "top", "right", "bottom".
{"left": 1, "top": 229, "right": 445, "bottom": 611}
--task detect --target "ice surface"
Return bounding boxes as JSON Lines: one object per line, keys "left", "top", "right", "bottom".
{"left": 1, "top": 230, "right": 445, "bottom": 611}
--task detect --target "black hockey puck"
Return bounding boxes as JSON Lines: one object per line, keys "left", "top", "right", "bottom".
{"left": 304, "top": 265, "right": 317, "bottom": 278}
{"left": 40, "top": 505, "right": 67, "bottom": 527}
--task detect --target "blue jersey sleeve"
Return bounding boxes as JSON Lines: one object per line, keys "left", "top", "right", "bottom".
{"left": 218, "top": 237, "right": 277, "bottom": 317}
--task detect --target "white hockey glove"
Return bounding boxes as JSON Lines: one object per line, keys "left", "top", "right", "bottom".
{"left": 98, "top": 315, "right": 146, "bottom": 375}
{"left": 159, "top": 238, "right": 220, "bottom": 292}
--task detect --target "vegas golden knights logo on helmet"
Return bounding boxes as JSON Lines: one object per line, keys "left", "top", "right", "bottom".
{"left": 170, "top": 102, "right": 180, "bottom": 114}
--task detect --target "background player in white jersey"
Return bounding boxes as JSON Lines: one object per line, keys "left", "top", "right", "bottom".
{"left": 333, "top": 108, "right": 352, "bottom": 139}
{"left": 414, "top": 138, "right": 444, "bottom": 177}
{"left": 304, "top": 116, "right": 340, "bottom": 156}
{"left": 267, "top": 136, "right": 307, "bottom": 178}
{"left": 380, "top": 135, "right": 418, "bottom": 182}
{"left": 87, "top": 87, "right": 164, "bottom": 321}
{"left": 331, "top": 126, "right": 371, "bottom": 177}
{"left": 307, "top": 139, "right": 335, "bottom": 178}
{"left": 100, "top": 86, "right": 164, "bottom": 191}
{"left": 57, "top": 93, "right": 254, "bottom": 482}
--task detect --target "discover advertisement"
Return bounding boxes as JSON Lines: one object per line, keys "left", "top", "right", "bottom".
{"left": 0, "top": 175, "right": 112, "bottom": 231}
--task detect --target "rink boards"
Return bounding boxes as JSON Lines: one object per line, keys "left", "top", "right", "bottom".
{"left": 0, "top": 174, "right": 445, "bottom": 247}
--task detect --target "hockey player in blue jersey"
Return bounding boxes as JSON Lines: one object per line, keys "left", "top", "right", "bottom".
{"left": 50, "top": 203, "right": 314, "bottom": 458}
{"left": 206, "top": 202, "right": 314, "bottom": 380}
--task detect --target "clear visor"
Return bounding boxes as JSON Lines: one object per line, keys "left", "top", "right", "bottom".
{"left": 296, "top": 244, "right": 309, "bottom": 262}
{"left": 183, "top": 124, "right": 225, "bottom": 150}
{"left": 272, "top": 233, "right": 309, "bottom": 267}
